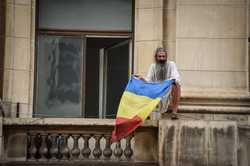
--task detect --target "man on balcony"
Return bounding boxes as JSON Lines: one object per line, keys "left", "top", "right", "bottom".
{"left": 139, "top": 47, "right": 181, "bottom": 119}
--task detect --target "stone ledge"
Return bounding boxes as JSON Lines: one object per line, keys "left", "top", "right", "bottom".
{"left": 179, "top": 105, "right": 250, "bottom": 114}
{"left": 2, "top": 118, "right": 158, "bottom": 127}
{"left": 181, "top": 89, "right": 250, "bottom": 99}
{"left": 177, "top": 0, "right": 246, "bottom": 6}
{"left": 180, "top": 90, "right": 250, "bottom": 108}
{"left": 0, "top": 161, "right": 158, "bottom": 166}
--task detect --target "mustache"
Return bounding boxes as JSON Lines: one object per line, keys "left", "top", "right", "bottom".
{"left": 156, "top": 60, "right": 166, "bottom": 65}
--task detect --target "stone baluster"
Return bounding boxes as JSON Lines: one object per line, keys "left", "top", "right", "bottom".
{"left": 103, "top": 134, "right": 112, "bottom": 159}
{"left": 71, "top": 134, "right": 80, "bottom": 160}
{"left": 113, "top": 140, "right": 123, "bottom": 159}
{"left": 82, "top": 134, "right": 91, "bottom": 159}
{"left": 93, "top": 134, "right": 102, "bottom": 159}
{"left": 60, "top": 134, "right": 70, "bottom": 160}
{"left": 124, "top": 135, "right": 133, "bottom": 159}
{"left": 28, "top": 133, "right": 37, "bottom": 161}
{"left": 49, "top": 133, "right": 59, "bottom": 161}
{"left": 38, "top": 133, "right": 49, "bottom": 161}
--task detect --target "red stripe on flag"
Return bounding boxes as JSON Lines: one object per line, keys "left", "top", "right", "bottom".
{"left": 111, "top": 116, "right": 143, "bottom": 143}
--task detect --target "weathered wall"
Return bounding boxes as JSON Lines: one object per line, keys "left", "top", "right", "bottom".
{"left": 159, "top": 120, "right": 238, "bottom": 166}
{"left": 238, "top": 126, "right": 250, "bottom": 166}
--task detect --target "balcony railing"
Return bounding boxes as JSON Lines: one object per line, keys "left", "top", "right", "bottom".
{"left": 27, "top": 132, "right": 133, "bottom": 161}
{"left": 2, "top": 118, "right": 158, "bottom": 166}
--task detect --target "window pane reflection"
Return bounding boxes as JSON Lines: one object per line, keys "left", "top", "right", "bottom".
{"left": 39, "top": 0, "right": 132, "bottom": 31}
{"left": 36, "top": 35, "right": 82, "bottom": 117}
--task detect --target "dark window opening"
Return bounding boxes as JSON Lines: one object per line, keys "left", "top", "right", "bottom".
{"left": 85, "top": 38, "right": 129, "bottom": 118}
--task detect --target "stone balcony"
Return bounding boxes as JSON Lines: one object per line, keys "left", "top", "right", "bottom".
{"left": 0, "top": 118, "right": 158, "bottom": 166}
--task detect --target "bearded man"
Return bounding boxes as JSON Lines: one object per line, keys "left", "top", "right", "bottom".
{"left": 140, "top": 47, "right": 181, "bottom": 119}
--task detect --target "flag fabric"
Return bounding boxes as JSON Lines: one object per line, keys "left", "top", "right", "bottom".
{"left": 111, "top": 76, "right": 174, "bottom": 142}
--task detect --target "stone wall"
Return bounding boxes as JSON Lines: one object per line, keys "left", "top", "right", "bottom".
{"left": 176, "top": 0, "right": 248, "bottom": 91}
{"left": 135, "top": 0, "right": 249, "bottom": 92}
{"left": 238, "top": 126, "right": 250, "bottom": 166}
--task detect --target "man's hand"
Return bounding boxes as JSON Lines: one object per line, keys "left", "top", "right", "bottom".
{"left": 134, "top": 75, "right": 146, "bottom": 81}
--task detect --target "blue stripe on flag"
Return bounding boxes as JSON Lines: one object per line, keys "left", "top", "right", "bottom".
{"left": 125, "top": 76, "right": 174, "bottom": 99}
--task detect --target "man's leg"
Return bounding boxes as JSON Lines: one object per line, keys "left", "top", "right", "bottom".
{"left": 171, "top": 83, "right": 181, "bottom": 114}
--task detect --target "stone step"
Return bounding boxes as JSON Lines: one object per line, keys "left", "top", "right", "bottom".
{"left": 181, "top": 100, "right": 250, "bottom": 107}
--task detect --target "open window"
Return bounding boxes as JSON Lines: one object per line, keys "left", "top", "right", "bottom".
{"left": 35, "top": 0, "right": 133, "bottom": 118}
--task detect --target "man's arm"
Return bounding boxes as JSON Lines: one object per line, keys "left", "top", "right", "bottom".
{"left": 169, "top": 62, "right": 181, "bottom": 84}
{"left": 145, "top": 64, "right": 154, "bottom": 82}
{"left": 134, "top": 64, "right": 154, "bottom": 82}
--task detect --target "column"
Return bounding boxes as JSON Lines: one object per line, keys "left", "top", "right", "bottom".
{"left": 3, "top": 0, "right": 35, "bottom": 117}
{"left": 0, "top": 0, "right": 5, "bottom": 98}
{"left": 163, "top": 0, "right": 177, "bottom": 61}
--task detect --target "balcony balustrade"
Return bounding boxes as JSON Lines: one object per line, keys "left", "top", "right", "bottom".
{"left": 27, "top": 132, "right": 133, "bottom": 161}
{"left": 1, "top": 118, "right": 158, "bottom": 166}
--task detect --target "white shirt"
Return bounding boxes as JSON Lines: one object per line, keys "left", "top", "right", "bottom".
{"left": 146, "top": 61, "right": 181, "bottom": 84}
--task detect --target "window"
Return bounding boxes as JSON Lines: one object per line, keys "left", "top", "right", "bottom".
{"left": 35, "top": 0, "right": 133, "bottom": 118}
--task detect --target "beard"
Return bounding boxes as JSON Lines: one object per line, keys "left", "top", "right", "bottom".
{"left": 155, "top": 60, "right": 167, "bottom": 81}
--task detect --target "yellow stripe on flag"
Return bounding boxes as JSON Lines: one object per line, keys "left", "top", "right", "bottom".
{"left": 117, "top": 91, "right": 161, "bottom": 119}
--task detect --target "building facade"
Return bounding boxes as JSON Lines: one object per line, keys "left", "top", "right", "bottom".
{"left": 0, "top": 0, "right": 250, "bottom": 165}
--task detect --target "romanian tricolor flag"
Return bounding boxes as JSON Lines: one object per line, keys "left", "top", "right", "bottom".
{"left": 111, "top": 76, "right": 174, "bottom": 142}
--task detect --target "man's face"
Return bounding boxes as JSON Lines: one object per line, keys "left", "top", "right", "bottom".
{"left": 156, "top": 51, "right": 167, "bottom": 63}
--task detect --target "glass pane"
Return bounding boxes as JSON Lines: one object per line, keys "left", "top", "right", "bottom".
{"left": 36, "top": 35, "right": 82, "bottom": 117}
{"left": 39, "top": 0, "right": 132, "bottom": 31}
